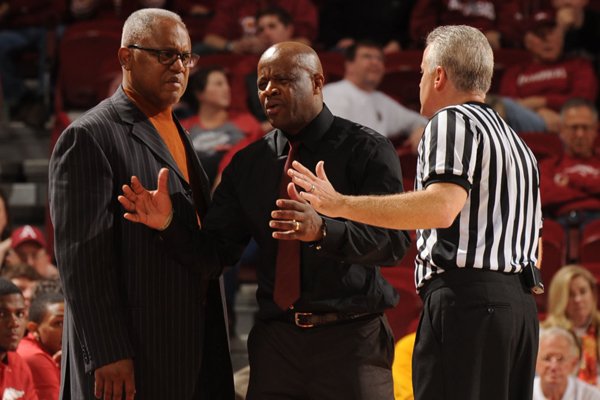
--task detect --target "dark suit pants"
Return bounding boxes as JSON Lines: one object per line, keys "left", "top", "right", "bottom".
{"left": 246, "top": 313, "right": 394, "bottom": 400}
{"left": 412, "top": 269, "right": 539, "bottom": 400}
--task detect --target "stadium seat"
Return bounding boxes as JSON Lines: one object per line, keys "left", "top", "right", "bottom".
{"left": 519, "top": 132, "right": 564, "bottom": 161}
{"left": 54, "top": 20, "right": 122, "bottom": 113}
{"left": 580, "top": 220, "right": 600, "bottom": 263}
{"left": 538, "top": 218, "right": 567, "bottom": 312}
{"left": 381, "top": 266, "right": 422, "bottom": 339}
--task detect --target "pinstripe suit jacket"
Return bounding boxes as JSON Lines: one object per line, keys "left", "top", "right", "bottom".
{"left": 49, "top": 87, "right": 234, "bottom": 399}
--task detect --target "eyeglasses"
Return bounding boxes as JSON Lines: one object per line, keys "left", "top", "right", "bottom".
{"left": 128, "top": 44, "right": 199, "bottom": 68}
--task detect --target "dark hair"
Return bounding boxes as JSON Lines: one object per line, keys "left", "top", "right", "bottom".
{"left": 344, "top": 40, "right": 383, "bottom": 61}
{"left": 0, "top": 188, "right": 11, "bottom": 241}
{"left": 560, "top": 97, "right": 598, "bottom": 120}
{"left": 183, "top": 66, "right": 228, "bottom": 110}
{"left": 28, "top": 292, "right": 63, "bottom": 324}
{"left": 0, "top": 278, "right": 22, "bottom": 297}
{"left": 1, "top": 263, "right": 44, "bottom": 281}
{"left": 33, "top": 278, "right": 63, "bottom": 298}
{"left": 256, "top": 6, "right": 293, "bottom": 27}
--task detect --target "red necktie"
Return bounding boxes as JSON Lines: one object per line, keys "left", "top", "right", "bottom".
{"left": 273, "top": 141, "right": 301, "bottom": 310}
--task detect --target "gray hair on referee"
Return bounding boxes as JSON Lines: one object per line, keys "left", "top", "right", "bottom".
{"left": 424, "top": 25, "right": 494, "bottom": 95}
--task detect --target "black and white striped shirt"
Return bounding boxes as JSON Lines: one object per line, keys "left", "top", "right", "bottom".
{"left": 414, "top": 102, "right": 542, "bottom": 289}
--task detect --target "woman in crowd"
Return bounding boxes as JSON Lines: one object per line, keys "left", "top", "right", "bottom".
{"left": 544, "top": 265, "right": 600, "bottom": 386}
{"left": 181, "top": 66, "right": 263, "bottom": 188}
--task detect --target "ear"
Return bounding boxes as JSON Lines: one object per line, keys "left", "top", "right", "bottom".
{"left": 26, "top": 321, "right": 38, "bottom": 333}
{"left": 313, "top": 72, "right": 325, "bottom": 94}
{"left": 434, "top": 66, "right": 446, "bottom": 91}
{"left": 118, "top": 47, "right": 132, "bottom": 71}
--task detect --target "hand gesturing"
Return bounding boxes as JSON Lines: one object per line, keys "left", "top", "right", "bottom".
{"left": 118, "top": 168, "right": 173, "bottom": 230}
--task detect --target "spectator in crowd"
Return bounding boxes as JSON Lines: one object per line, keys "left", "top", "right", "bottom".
{"left": 552, "top": 0, "right": 600, "bottom": 59}
{"left": 31, "top": 278, "right": 62, "bottom": 298}
{"left": 540, "top": 98, "right": 600, "bottom": 231}
{"left": 17, "top": 292, "right": 64, "bottom": 400}
{"left": 118, "top": 41, "right": 410, "bottom": 399}
{"left": 5, "top": 226, "right": 57, "bottom": 279}
{"left": 498, "top": 10, "right": 598, "bottom": 133}
{"left": 49, "top": 8, "right": 233, "bottom": 399}
{"left": 534, "top": 326, "right": 600, "bottom": 399}
{"left": 317, "top": 0, "right": 416, "bottom": 53}
{"left": 181, "top": 66, "right": 263, "bottom": 187}
{"left": 0, "top": 263, "right": 43, "bottom": 309}
{"left": 246, "top": 6, "right": 296, "bottom": 126}
{"left": 0, "top": 189, "right": 11, "bottom": 268}
{"left": 0, "top": 278, "right": 37, "bottom": 399}
{"left": 323, "top": 41, "right": 427, "bottom": 152}
{"left": 200, "top": 0, "right": 317, "bottom": 54}
{"left": 409, "top": 0, "right": 523, "bottom": 49}
{"left": 0, "top": 0, "right": 61, "bottom": 126}
{"left": 543, "top": 265, "right": 600, "bottom": 386}
{"left": 68, "top": 0, "right": 166, "bottom": 21}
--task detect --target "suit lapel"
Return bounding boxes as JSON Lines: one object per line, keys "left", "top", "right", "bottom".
{"left": 111, "top": 87, "right": 211, "bottom": 216}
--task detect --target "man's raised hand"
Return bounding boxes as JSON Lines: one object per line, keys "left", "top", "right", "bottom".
{"left": 118, "top": 168, "right": 173, "bottom": 230}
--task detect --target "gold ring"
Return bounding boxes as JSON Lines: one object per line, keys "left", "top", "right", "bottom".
{"left": 293, "top": 220, "right": 300, "bottom": 231}
{"left": 309, "top": 184, "right": 315, "bottom": 193}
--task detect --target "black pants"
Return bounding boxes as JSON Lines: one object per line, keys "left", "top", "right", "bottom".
{"left": 412, "top": 269, "right": 539, "bottom": 400}
{"left": 246, "top": 314, "right": 394, "bottom": 400}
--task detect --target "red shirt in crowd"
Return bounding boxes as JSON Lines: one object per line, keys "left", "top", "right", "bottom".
{"left": 17, "top": 334, "right": 59, "bottom": 400}
{"left": 0, "top": 352, "right": 38, "bottom": 400}
{"left": 500, "top": 57, "right": 598, "bottom": 112}
{"left": 410, "top": 0, "right": 523, "bottom": 47}
{"left": 540, "top": 152, "right": 600, "bottom": 216}
{"left": 204, "top": 0, "right": 318, "bottom": 42}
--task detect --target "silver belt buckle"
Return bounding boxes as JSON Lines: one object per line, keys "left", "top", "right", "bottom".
{"left": 294, "top": 312, "right": 314, "bottom": 328}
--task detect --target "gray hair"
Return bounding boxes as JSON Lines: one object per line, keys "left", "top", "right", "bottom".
{"left": 539, "top": 326, "right": 580, "bottom": 359}
{"left": 122, "top": 8, "right": 186, "bottom": 46}
{"left": 425, "top": 25, "right": 494, "bottom": 94}
{"left": 560, "top": 97, "right": 598, "bottom": 122}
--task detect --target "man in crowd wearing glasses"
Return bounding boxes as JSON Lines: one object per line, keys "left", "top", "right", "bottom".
{"left": 49, "top": 8, "right": 233, "bottom": 400}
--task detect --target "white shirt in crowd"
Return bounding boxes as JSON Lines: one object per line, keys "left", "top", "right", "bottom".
{"left": 533, "top": 376, "right": 600, "bottom": 400}
{"left": 323, "top": 79, "right": 427, "bottom": 139}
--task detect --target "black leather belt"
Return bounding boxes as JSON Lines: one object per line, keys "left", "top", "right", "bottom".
{"left": 282, "top": 311, "right": 376, "bottom": 328}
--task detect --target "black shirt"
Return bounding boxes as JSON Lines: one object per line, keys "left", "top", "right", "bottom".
{"left": 163, "top": 106, "right": 410, "bottom": 319}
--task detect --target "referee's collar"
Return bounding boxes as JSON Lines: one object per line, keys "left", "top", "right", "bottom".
{"left": 275, "top": 105, "right": 334, "bottom": 156}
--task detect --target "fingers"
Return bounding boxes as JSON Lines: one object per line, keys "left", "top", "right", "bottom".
{"left": 130, "top": 175, "right": 147, "bottom": 195}
{"left": 118, "top": 195, "right": 135, "bottom": 212}
{"left": 315, "top": 161, "right": 328, "bottom": 182}
{"left": 157, "top": 168, "right": 170, "bottom": 195}
{"left": 286, "top": 182, "right": 306, "bottom": 203}
{"left": 95, "top": 375, "right": 105, "bottom": 399}
{"left": 124, "top": 371, "right": 136, "bottom": 400}
{"left": 290, "top": 160, "right": 317, "bottom": 179}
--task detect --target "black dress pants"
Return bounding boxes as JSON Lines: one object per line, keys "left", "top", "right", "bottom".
{"left": 412, "top": 269, "right": 539, "bottom": 400}
{"left": 246, "top": 313, "right": 394, "bottom": 400}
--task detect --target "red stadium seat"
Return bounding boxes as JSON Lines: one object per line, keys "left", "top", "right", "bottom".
{"left": 381, "top": 266, "right": 422, "bottom": 339}
{"left": 380, "top": 50, "right": 422, "bottom": 112}
{"left": 538, "top": 219, "right": 567, "bottom": 312}
{"left": 55, "top": 20, "right": 122, "bottom": 113}
{"left": 580, "top": 220, "right": 600, "bottom": 264}
{"left": 519, "top": 132, "right": 564, "bottom": 162}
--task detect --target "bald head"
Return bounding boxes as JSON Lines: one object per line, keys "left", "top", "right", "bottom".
{"left": 257, "top": 42, "right": 325, "bottom": 134}
{"left": 260, "top": 42, "right": 323, "bottom": 76}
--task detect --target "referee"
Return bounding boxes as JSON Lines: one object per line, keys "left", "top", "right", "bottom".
{"left": 289, "top": 25, "right": 543, "bottom": 400}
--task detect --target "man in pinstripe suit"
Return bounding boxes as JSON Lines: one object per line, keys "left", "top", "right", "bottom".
{"left": 49, "top": 9, "right": 233, "bottom": 400}
{"left": 290, "top": 25, "right": 543, "bottom": 400}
